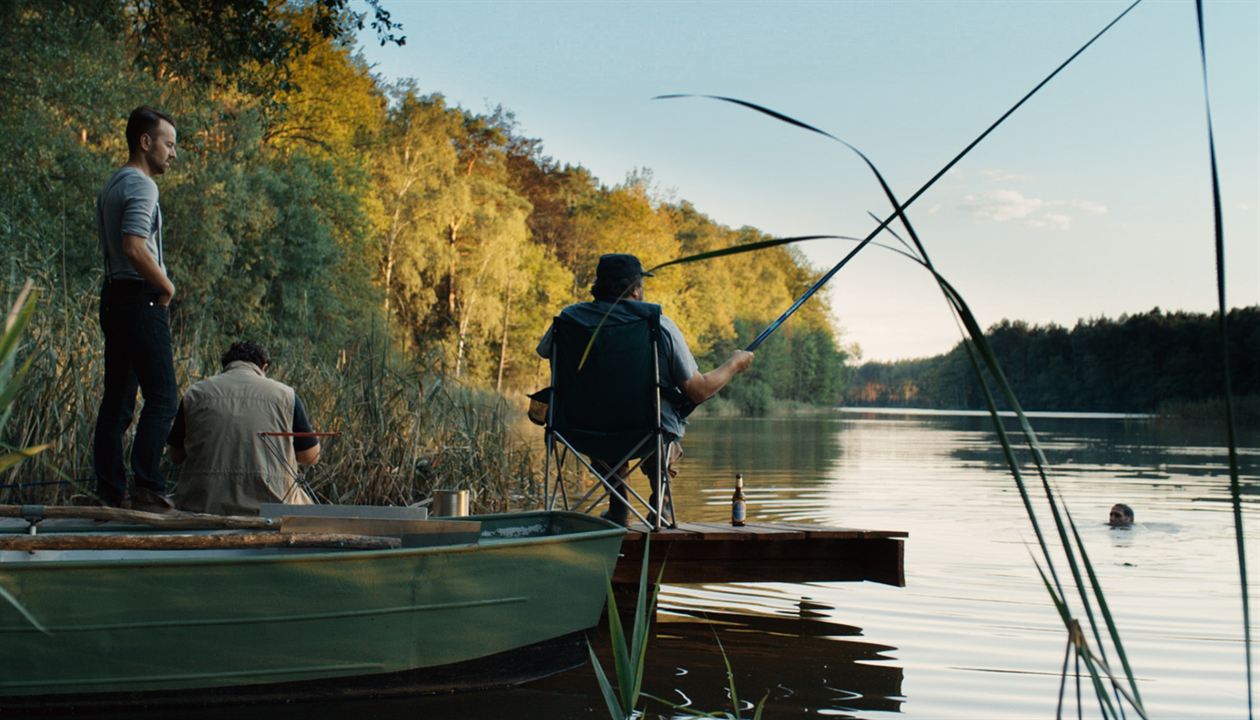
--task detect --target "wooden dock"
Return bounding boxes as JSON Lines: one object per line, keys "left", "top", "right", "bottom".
{"left": 613, "top": 522, "right": 906, "bottom": 587}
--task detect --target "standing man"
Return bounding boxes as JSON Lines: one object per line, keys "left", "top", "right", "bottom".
{"left": 537, "top": 253, "right": 754, "bottom": 526}
{"left": 167, "top": 341, "right": 321, "bottom": 516}
{"left": 93, "top": 106, "right": 179, "bottom": 512}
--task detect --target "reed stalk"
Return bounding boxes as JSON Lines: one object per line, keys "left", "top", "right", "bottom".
{"left": 1193, "top": 1, "right": 1252, "bottom": 714}
{"left": 0, "top": 279, "right": 52, "bottom": 476}
{"left": 643, "top": 620, "right": 769, "bottom": 719}
{"left": 0, "top": 273, "right": 539, "bottom": 511}
{"left": 590, "top": 535, "right": 659, "bottom": 720}
{"left": 646, "top": 2, "right": 1168, "bottom": 716}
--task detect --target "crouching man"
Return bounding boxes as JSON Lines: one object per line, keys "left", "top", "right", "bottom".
{"left": 167, "top": 341, "right": 320, "bottom": 515}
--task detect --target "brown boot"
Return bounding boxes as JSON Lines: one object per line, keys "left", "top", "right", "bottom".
{"left": 128, "top": 487, "right": 175, "bottom": 514}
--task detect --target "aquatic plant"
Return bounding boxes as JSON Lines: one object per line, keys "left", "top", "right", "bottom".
{"left": 590, "top": 535, "right": 659, "bottom": 720}
{"left": 0, "top": 279, "right": 52, "bottom": 477}
{"left": 1193, "top": 0, "right": 1253, "bottom": 712}
{"left": 643, "top": 619, "right": 769, "bottom": 720}
{"left": 639, "top": 0, "right": 1260, "bottom": 715}
{"left": 589, "top": 539, "right": 769, "bottom": 720}
{"left": 0, "top": 275, "right": 538, "bottom": 510}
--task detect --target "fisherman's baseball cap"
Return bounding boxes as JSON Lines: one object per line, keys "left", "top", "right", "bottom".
{"left": 595, "top": 254, "right": 653, "bottom": 283}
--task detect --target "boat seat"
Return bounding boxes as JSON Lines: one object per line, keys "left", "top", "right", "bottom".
{"left": 262, "top": 504, "right": 479, "bottom": 547}
{"left": 260, "top": 503, "right": 429, "bottom": 520}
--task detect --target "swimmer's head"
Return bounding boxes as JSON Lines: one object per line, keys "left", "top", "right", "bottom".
{"left": 1109, "top": 503, "right": 1134, "bottom": 527}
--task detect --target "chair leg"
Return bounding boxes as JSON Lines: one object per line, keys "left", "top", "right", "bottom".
{"left": 663, "top": 440, "right": 679, "bottom": 529}
{"left": 543, "top": 438, "right": 554, "bottom": 511}
{"left": 664, "top": 481, "right": 677, "bottom": 529}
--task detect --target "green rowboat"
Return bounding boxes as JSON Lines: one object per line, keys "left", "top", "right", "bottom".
{"left": 0, "top": 509, "right": 624, "bottom": 707}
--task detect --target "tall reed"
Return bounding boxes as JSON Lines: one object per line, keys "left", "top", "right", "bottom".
{"left": 590, "top": 536, "right": 658, "bottom": 720}
{"left": 1193, "top": 0, "right": 1252, "bottom": 713}
{"left": 648, "top": 1, "right": 1171, "bottom": 716}
{"left": 0, "top": 280, "right": 51, "bottom": 477}
{"left": 0, "top": 272, "right": 539, "bottom": 511}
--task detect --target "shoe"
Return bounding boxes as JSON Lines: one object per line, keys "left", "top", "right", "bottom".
{"left": 599, "top": 510, "right": 629, "bottom": 528}
{"left": 69, "top": 493, "right": 114, "bottom": 508}
{"left": 128, "top": 487, "right": 175, "bottom": 514}
{"left": 90, "top": 487, "right": 127, "bottom": 508}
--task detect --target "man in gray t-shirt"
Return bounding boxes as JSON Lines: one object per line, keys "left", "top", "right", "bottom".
{"left": 537, "top": 253, "right": 754, "bottom": 525}
{"left": 92, "top": 106, "right": 180, "bottom": 512}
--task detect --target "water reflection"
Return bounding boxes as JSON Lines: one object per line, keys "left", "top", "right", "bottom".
{"left": 930, "top": 413, "right": 1260, "bottom": 496}
{"left": 685, "top": 416, "right": 845, "bottom": 475}
{"left": 526, "top": 591, "right": 904, "bottom": 719}
{"left": 35, "top": 411, "right": 1259, "bottom": 718}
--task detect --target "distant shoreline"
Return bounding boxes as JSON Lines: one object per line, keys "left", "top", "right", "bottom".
{"left": 835, "top": 407, "right": 1153, "bottom": 420}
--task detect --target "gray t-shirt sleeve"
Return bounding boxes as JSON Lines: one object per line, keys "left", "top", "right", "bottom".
{"left": 292, "top": 394, "right": 317, "bottom": 451}
{"left": 660, "top": 315, "right": 700, "bottom": 384}
{"left": 120, "top": 172, "right": 159, "bottom": 238}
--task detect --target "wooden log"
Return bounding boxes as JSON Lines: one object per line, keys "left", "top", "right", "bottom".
{"left": 0, "top": 505, "right": 275, "bottom": 530}
{"left": 260, "top": 503, "right": 429, "bottom": 521}
{"left": 0, "top": 532, "right": 399, "bottom": 552}
{"left": 280, "top": 517, "right": 482, "bottom": 548}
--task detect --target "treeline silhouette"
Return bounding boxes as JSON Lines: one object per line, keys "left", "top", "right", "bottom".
{"left": 1, "top": 1, "right": 842, "bottom": 397}
{"left": 845, "top": 307, "right": 1259, "bottom": 413}
{"left": 0, "top": 1, "right": 853, "bottom": 499}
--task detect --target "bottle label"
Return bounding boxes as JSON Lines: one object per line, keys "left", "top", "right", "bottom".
{"left": 732, "top": 500, "right": 746, "bottom": 524}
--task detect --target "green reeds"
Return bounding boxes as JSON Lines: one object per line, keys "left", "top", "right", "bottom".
{"left": 590, "top": 535, "right": 658, "bottom": 720}
{"left": 0, "top": 273, "right": 538, "bottom": 510}
{"left": 645, "top": 1, "right": 1172, "bottom": 717}
{"left": 0, "top": 279, "right": 52, "bottom": 476}
{"left": 1194, "top": 0, "right": 1252, "bottom": 714}
{"left": 589, "top": 537, "right": 768, "bottom": 720}
{"left": 643, "top": 620, "right": 769, "bottom": 720}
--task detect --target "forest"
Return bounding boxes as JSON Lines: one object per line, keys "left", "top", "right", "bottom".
{"left": 845, "top": 307, "right": 1260, "bottom": 414}
{"left": 0, "top": 1, "right": 846, "bottom": 501}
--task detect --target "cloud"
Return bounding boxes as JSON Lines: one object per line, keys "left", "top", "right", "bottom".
{"left": 1070, "top": 199, "right": 1108, "bottom": 215}
{"left": 1027, "top": 212, "right": 1073, "bottom": 230}
{"left": 964, "top": 190, "right": 1044, "bottom": 222}
{"left": 981, "top": 168, "right": 1033, "bottom": 183}
{"left": 962, "top": 190, "right": 1108, "bottom": 230}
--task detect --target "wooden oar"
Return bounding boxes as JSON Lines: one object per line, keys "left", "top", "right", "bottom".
{"left": 0, "top": 532, "right": 400, "bottom": 552}
{"left": 0, "top": 505, "right": 275, "bottom": 530}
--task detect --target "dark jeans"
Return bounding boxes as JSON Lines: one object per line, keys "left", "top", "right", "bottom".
{"left": 594, "top": 440, "right": 681, "bottom": 524}
{"left": 93, "top": 280, "right": 178, "bottom": 505}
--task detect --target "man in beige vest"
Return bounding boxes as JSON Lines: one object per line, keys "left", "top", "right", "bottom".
{"left": 167, "top": 341, "right": 320, "bottom": 515}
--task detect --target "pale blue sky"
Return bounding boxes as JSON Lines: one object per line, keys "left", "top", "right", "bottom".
{"left": 358, "top": 0, "right": 1258, "bottom": 361}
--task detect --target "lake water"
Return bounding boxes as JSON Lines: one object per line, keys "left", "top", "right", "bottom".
{"left": 524, "top": 410, "right": 1258, "bottom": 719}
{"left": 149, "top": 410, "right": 1258, "bottom": 719}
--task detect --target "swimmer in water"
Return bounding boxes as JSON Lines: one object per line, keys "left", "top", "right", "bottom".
{"left": 1109, "top": 503, "right": 1134, "bottom": 527}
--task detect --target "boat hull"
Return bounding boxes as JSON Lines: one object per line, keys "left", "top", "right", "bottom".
{"left": 0, "top": 511, "right": 623, "bottom": 700}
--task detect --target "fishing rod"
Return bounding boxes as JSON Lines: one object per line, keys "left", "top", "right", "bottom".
{"left": 258, "top": 431, "right": 342, "bottom": 504}
{"left": 674, "top": 0, "right": 1144, "bottom": 351}
{"left": 744, "top": 234, "right": 872, "bottom": 352}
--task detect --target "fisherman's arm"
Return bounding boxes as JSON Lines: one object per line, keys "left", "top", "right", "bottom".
{"left": 293, "top": 394, "right": 321, "bottom": 466}
{"left": 120, "top": 234, "right": 175, "bottom": 305}
{"left": 681, "top": 350, "right": 755, "bottom": 404}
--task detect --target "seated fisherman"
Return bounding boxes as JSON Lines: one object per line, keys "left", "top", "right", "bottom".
{"left": 167, "top": 341, "right": 320, "bottom": 515}
{"left": 537, "top": 253, "right": 754, "bottom": 526}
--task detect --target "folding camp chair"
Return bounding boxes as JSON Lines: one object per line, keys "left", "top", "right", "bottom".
{"left": 542, "top": 302, "right": 677, "bottom": 530}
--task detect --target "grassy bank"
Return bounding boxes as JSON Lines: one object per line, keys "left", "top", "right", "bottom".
{"left": 1157, "top": 394, "right": 1260, "bottom": 427}
{"left": 1, "top": 279, "right": 539, "bottom": 512}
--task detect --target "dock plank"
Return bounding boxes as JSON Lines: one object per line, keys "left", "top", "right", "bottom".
{"left": 763, "top": 522, "right": 908, "bottom": 540}
{"left": 612, "top": 520, "right": 906, "bottom": 587}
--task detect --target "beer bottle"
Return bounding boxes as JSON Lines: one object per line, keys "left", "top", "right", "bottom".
{"left": 731, "top": 473, "right": 747, "bottom": 527}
